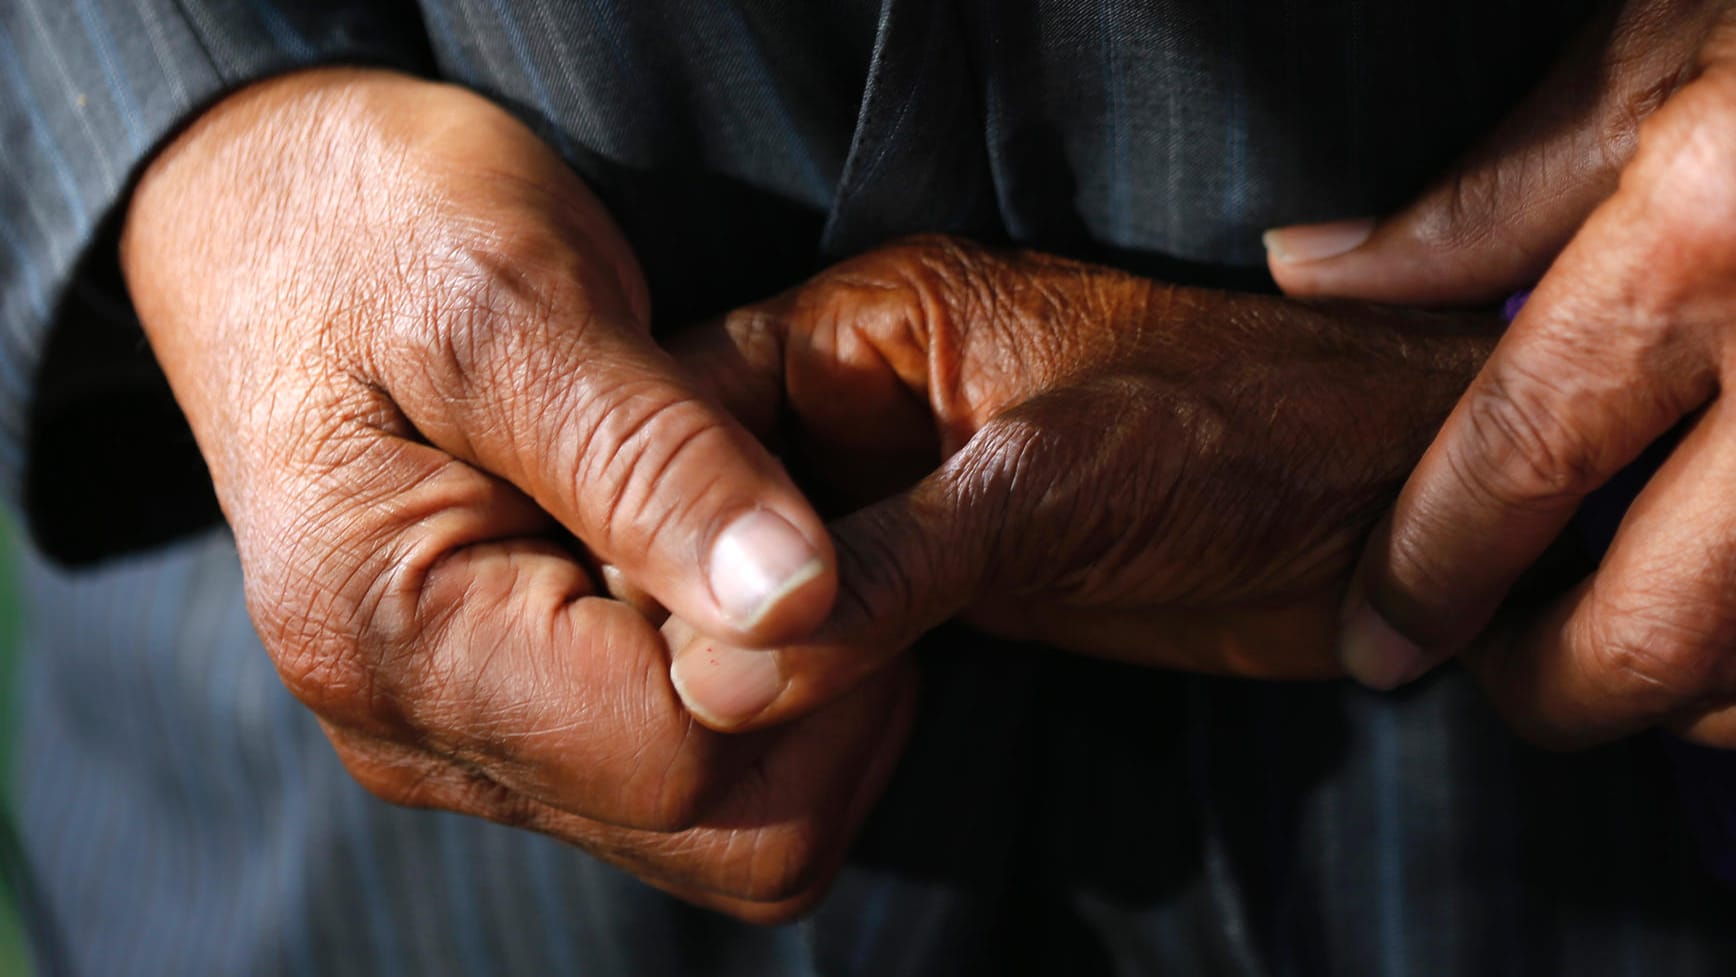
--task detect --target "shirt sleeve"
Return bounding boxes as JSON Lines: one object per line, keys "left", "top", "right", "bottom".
{"left": 0, "top": 0, "right": 433, "bottom": 564}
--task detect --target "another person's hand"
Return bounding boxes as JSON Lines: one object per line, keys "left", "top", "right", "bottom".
{"left": 665, "top": 236, "right": 1496, "bottom": 731}
{"left": 1267, "top": 1, "right": 1736, "bottom": 749}
{"left": 122, "top": 67, "right": 911, "bottom": 919}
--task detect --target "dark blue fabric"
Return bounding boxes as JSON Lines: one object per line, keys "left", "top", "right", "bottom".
{"left": 6, "top": 2, "right": 1736, "bottom": 976}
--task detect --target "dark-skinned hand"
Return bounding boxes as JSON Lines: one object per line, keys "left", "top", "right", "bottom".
{"left": 1268, "top": 0, "right": 1736, "bottom": 750}
{"left": 122, "top": 66, "right": 916, "bottom": 922}
{"left": 662, "top": 236, "right": 1499, "bottom": 732}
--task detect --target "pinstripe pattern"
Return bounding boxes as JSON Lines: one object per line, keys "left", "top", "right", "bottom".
{"left": 5, "top": 1, "right": 1736, "bottom": 975}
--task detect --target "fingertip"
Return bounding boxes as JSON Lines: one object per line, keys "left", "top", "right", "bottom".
{"left": 600, "top": 562, "right": 667, "bottom": 623}
{"left": 669, "top": 635, "right": 785, "bottom": 732}
{"left": 1338, "top": 598, "right": 1434, "bottom": 691}
{"left": 1337, "top": 557, "right": 1439, "bottom": 691}
{"left": 1263, "top": 218, "right": 1376, "bottom": 266}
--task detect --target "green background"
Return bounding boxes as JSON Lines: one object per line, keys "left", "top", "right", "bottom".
{"left": 0, "top": 513, "right": 34, "bottom": 977}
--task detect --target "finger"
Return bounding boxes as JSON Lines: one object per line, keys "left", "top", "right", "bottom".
{"left": 1463, "top": 404, "right": 1736, "bottom": 749}
{"left": 665, "top": 417, "right": 1015, "bottom": 730}
{"left": 1336, "top": 50, "right": 1736, "bottom": 689}
{"left": 252, "top": 412, "right": 785, "bottom": 830}
{"left": 371, "top": 232, "right": 834, "bottom": 647}
{"left": 669, "top": 284, "right": 943, "bottom": 506}
{"left": 324, "top": 660, "right": 916, "bottom": 916}
{"left": 1265, "top": 0, "right": 1705, "bottom": 305}
{"left": 402, "top": 546, "right": 755, "bottom": 831}
{"left": 598, "top": 562, "right": 666, "bottom": 624}
{"left": 586, "top": 664, "right": 917, "bottom": 911}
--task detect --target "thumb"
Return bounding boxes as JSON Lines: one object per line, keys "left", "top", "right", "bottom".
{"left": 382, "top": 295, "right": 836, "bottom": 648}
{"left": 1265, "top": 1, "right": 1702, "bottom": 305}
{"left": 665, "top": 427, "right": 1011, "bottom": 731}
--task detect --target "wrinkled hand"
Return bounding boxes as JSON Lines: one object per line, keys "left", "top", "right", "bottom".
{"left": 121, "top": 67, "right": 913, "bottom": 920}
{"left": 1268, "top": 1, "right": 1736, "bottom": 749}
{"left": 664, "top": 236, "right": 1496, "bottom": 731}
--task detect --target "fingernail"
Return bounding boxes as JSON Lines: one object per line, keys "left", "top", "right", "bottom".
{"left": 670, "top": 642, "right": 783, "bottom": 728}
{"left": 1263, "top": 218, "right": 1375, "bottom": 264}
{"left": 1339, "top": 601, "right": 1430, "bottom": 691}
{"left": 708, "top": 510, "right": 824, "bottom": 629}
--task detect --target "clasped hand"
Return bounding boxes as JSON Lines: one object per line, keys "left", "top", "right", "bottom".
{"left": 662, "top": 238, "right": 1493, "bottom": 732}
{"left": 122, "top": 68, "right": 1493, "bottom": 919}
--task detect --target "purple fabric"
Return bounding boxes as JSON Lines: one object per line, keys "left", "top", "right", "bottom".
{"left": 1506, "top": 290, "right": 1736, "bottom": 887}
{"left": 1500, "top": 288, "right": 1532, "bottom": 322}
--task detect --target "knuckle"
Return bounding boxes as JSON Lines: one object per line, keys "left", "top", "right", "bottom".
{"left": 904, "top": 235, "right": 1004, "bottom": 350}
{"left": 874, "top": 235, "right": 990, "bottom": 334}
{"left": 269, "top": 629, "right": 376, "bottom": 723}
{"left": 1596, "top": 0, "right": 1705, "bottom": 170}
{"left": 940, "top": 417, "right": 1039, "bottom": 562}
{"left": 243, "top": 526, "right": 393, "bottom": 730}
{"left": 800, "top": 274, "right": 922, "bottom": 371}
{"left": 613, "top": 716, "right": 711, "bottom": 833}
{"left": 966, "top": 394, "right": 1174, "bottom": 571}
{"left": 783, "top": 244, "right": 947, "bottom": 422}
{"left": 1452, "top": 362, "right": 1606, "bottom": 507}
{"left": 800, "top": 234, "right": 1041, "bottom": 436}
{"left": 718, "top": 305, "right": 787, "bottom": 369}
{"left": 807, "top": 235, "right": 956, "bottom": 343}
{"left": 243, "top": 459, "right": 497, "bottom": 741}
{"left": 417, "top": 598, "right": 718, "bottom": 833}
{"left": 1601, "top": 66, "right": 1685, "bottom": 175}
{"left": 1589, "top": 574, "right": 1736, "bottom": 699}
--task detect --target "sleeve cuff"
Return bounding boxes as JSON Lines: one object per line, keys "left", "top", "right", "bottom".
{"left": 0, "top": 0, "right": 433, "bottom": 563}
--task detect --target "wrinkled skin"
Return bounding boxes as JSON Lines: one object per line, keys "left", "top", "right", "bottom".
{"left": 665, "top": 237, "right": 1499, "bottom": 731}
{"left": 122, "top": 67, "right": 908, "bottom": 921}
{"left": 1271, "top": 0, "right": 1736, "bottom": 750}
{"left": 122, "top": 68, "right": 1498, "bottom": 919}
